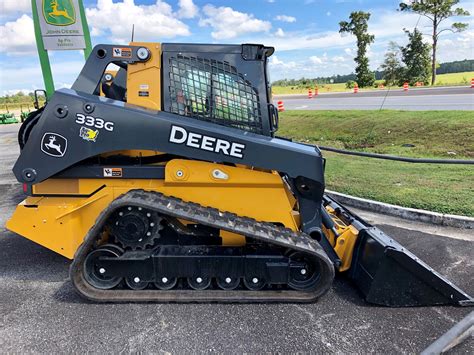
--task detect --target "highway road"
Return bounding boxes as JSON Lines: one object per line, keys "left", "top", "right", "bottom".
{"left": 274, "top": 85, "right": 474, "bottom": 110}
{"left": 0, "top": 123, "right": 473, "bottom": 353}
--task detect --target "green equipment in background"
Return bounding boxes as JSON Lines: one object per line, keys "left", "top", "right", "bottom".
{"left": 20, "top": 105, "right": 32, "bottom": 123}
{"left": 0, "top": 104, "right": 18, "bottom": 125}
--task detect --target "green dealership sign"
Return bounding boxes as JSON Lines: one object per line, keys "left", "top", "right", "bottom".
{"left": 36, "top": 0, "right": 84, "bottom": 50}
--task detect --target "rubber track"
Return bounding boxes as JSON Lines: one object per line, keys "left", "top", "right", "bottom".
{"left": 70, "top": 189, "right": 335, "bottom": 303}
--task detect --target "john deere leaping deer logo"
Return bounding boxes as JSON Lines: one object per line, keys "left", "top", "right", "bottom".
{"left": 41, "top": 133, "right": 68, "bottom": 157}
{"left": 43, "top": 0, "right": 76, "bottom": 26}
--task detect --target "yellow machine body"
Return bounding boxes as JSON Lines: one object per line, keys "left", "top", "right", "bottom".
{"left": 6, "top": 160, "right": 300, "bottom": 259}
{"left": 7, "top": 158, "right": 356, "bottom": 267}
{"left": 126, "top": 42, "right": 162, "bottom": 110}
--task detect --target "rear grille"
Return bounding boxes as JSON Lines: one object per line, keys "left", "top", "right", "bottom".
{"left": 167, "top": 55, "right": 263, "bottom": 134}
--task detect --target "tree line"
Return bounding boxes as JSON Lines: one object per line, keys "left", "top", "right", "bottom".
{"left": 0, "top": 92, "right": 37, "bottom": 105}
{"left": 271, "top": 59, "right": 473, "bottom": 87}
{"left": 437, "top": 59, "right": 474, "bottom": 74}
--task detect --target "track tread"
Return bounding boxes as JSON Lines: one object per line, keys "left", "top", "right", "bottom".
{"left": 70, "top": 189, "right": 334, "bottom": 303}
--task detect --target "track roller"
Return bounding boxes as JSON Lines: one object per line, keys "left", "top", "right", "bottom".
{"left": 216, "top": 276, "right": 240, "bottom": 290}
{"left": 154, "top": 277, "right": 178, "bottom": 290}
{"left": 243, "top": 276, "right": 266, "bottom": 291}
{"left": 125, "top": 277, "right": 149, "bottom": 290}
{"left": 187, "top": 276, "right": 212, "bottom": 290}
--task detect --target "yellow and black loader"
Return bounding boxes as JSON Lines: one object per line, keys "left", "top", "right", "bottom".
{"left": 7, "top": 42, "right": 473, "bottom": 306}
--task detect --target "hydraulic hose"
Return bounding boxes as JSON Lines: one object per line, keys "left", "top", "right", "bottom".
{"left": 319, "top": 146, "right": 474, "bottom": 165}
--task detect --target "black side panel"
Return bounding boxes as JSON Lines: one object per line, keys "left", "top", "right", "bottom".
{"left": 161, "top": 43, "right": 272, "bottom": 135}
{"left": 13, "top": 88, "right": 324, "bottom": 194}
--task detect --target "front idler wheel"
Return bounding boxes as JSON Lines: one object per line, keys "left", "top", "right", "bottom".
{"left": 287, "top": 252, "right": 321, "bottom": 291}
{"left": 83, "top": 246, "right": 123, "bottom": 290}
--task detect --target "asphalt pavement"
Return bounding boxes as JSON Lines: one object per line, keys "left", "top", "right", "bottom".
{"left": 0, "top": 123, "right": 473, "bottom": 353}
{"left": 274, "top": 86, "right": 474, "bottom": 110}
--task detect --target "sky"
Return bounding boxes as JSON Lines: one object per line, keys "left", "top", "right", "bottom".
{"left": 0, "top": 0, "right": 473, "bottom": 95}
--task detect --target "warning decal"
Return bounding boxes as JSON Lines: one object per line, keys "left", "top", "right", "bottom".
{"left": 103, "top": 168, "right": 123, "bottom": 177}
{"left": 112, "top": 47, "right": 132, "bottom": 58}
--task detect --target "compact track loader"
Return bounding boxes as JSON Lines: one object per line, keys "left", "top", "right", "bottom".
{"left": 7, "top": 43, "right": 473, "bottom": 306}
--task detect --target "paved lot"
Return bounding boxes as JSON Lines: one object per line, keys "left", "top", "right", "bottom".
{"left": 1, "top": 123, "right": 473, "bottom": 353}
{"left": 274, "top": 86, "right": 474, "bottom": 110}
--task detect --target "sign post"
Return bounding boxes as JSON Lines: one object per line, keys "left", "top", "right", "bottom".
{"left": 31, "top": 0, "right": 92, "bottom": 98}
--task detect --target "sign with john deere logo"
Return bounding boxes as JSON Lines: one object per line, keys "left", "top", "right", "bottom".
{"left": 43, "top": 0, "right": 76, "bottom": 26}
{"left": 35, "top": 0, "right": 86, "bottom": 50}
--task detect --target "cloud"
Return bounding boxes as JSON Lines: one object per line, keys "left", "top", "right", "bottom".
{"left": 268, "top": 52, "right": 353, "bottom": 80}
{"left": 199, "top": 5, "right": 271, "bottom": 40}
{"left": 309, "top": 56, "right": 324, "bottom": 65}
{"left": 436, "top": 29, "right": 474, "bottom": 63}
{"left": 332, "top": 56, "right": 346, "bottom": 63}
{"left": 177, "top": 0, "right": 198, "bottom": 19}
{"left": 275, "top": 15, "right": 296, "bottom": 23}
{"left": 0, "top": 14, "right": 36, "bottom": 55}
{"left": 275, "top": 28, "right": 285, "bottom": 37}
{"left": 1, "top": 0, "right": 31, "bottom": 15}
{"left": 369, "top": 11, "right": 418, "bottom": 39}
{"left": 270, "top": 30, "right": 355, "bottom": 52}
{"left": 86, "top": 0, "right": 191, "bottom": 43}
{"left": 269, "top": 55, "right": 297, "bottom": 69}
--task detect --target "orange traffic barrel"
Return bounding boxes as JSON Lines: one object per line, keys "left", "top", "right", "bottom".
{"left": 277, "top": 101, "right": 285, "bottom": 112}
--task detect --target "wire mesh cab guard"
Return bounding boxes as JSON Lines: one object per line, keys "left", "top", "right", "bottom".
{"left": 162, "top": 43, "right": 275, "bottom": 136}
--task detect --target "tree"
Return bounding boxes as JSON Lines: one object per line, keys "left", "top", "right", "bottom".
{"left": 401, "top": 29, "right": 432, "bottom": 85}
{"left": 339, "top": 11, "right": 375, "bottom": 87}
{"left": 399, "top": 0, "right": 470, "bottom": 85}
{"left": 380, "top": 42, "right": 404, "bottom": 86}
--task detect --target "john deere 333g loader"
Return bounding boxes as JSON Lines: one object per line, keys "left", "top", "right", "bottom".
{"left": 7, "top": 43, "right": 473, "bottom": 306}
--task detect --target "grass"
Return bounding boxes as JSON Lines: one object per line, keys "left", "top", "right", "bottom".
{"left": 272, "top": 71, "right": 474, "bottom": 95}
{"left": 278, "top": 110, "right": 474, "bottom": 216}
{"left": 435, "top": 71, "right": 474, "bottom": 86}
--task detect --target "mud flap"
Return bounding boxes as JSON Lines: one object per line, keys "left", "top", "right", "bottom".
{"left": 324, "top": 196, "right": 473, "bottom": 307}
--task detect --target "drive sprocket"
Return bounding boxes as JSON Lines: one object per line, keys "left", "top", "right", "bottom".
{"left": 109, "top": 206, "right": 163, "bottom": 250}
